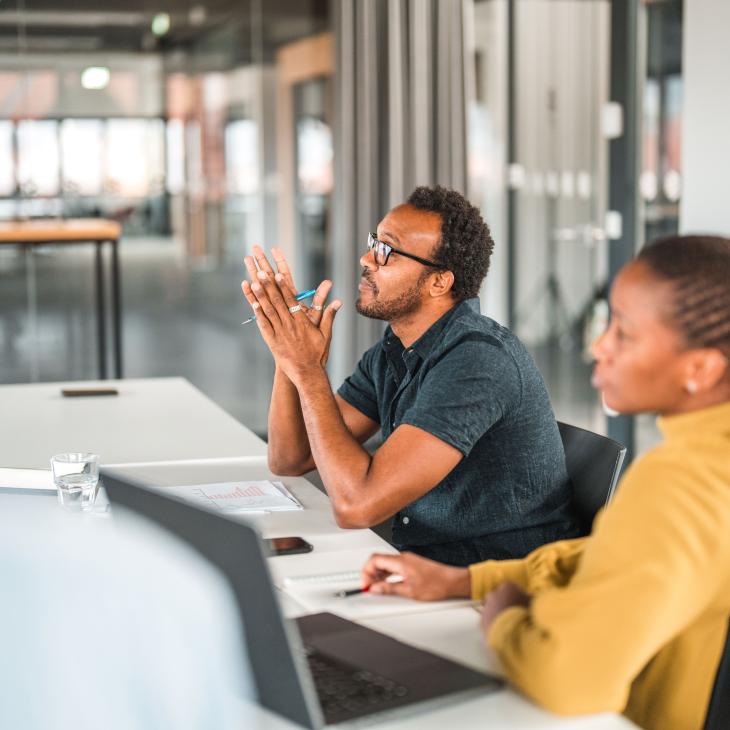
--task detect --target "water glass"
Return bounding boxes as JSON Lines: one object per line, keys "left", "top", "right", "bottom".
{"left": 51, "top": 453, "right": 99, "bottom": 512}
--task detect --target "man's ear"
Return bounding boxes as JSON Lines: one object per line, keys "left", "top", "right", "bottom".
{"left": 429, "top": 270, "right": 455, "bottom": 298}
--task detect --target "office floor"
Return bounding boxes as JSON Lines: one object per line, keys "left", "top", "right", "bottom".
{"left": 0, "top": 236, "right": 660, "bottom": 452}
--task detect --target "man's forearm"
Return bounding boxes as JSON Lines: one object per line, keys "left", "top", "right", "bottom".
{"left": 295, "top": 366, "right": 374, "bottom": 526}
{"left": 267, "top": 367, "right": 315, "bottom": 474}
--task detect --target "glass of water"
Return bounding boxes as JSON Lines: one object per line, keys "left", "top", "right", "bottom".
{"left": 51, "top": 453, "right": 99, "bottom": 512}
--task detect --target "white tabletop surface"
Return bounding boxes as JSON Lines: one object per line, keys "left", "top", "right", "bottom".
{"left": 0, "top": 377, "right": 266, "bottom": 469}
{"left": 0, "top": 378, "right": 637, "bottom": 729}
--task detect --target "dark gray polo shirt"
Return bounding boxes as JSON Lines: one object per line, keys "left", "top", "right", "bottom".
{"left": 337, "top": 298, "right": 581, "bottom": 566}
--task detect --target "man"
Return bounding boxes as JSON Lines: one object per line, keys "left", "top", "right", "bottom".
{"left": 241, "top": 186, "right": 579, "bottom": 566}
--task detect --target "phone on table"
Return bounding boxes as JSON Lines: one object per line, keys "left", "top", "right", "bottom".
{"left": 266, "top": 536, "right": 313, "bottom": 556}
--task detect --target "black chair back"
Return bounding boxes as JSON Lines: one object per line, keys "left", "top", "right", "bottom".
{"left": 704, "top": 620, "right": 730, "bottom": 730}
{"left": 558, "top": 421, "right": 627, "bottom": 533}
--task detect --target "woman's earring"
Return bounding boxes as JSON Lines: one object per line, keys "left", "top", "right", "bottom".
{"left": 685, "top": 381, "right": 698, "bottom": 394}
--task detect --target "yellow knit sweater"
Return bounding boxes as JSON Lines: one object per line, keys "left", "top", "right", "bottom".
{"left": 469, "top": 400, "right": 730, "bottom": 730}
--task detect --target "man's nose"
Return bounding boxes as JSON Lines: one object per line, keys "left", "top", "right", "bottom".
{"left": 360, "top": 248, "right": 377, "bottom": 270}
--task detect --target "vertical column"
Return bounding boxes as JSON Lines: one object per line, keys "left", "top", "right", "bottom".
{"left": 607, "top": 0, "right": 640, "bottom": 459}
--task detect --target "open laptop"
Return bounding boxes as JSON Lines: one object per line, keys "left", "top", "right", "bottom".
{"left": 101, "top": 468, "right": 502, "bottom": 728}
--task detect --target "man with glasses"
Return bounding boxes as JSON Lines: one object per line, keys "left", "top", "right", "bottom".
{"left": 241, "top": 186, "right": 579, "bottom": 566}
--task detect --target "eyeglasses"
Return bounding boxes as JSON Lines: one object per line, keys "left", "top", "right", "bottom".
{"left": 367, "top": 232, "right": 445, "bottom": 269}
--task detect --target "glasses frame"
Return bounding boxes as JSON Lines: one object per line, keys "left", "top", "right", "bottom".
{"left": 367, "top": 232, "right": 445, "bottom": 269}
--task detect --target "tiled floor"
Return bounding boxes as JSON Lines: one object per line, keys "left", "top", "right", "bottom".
{"left": 1, "top": 235, "right": 660, "bottom": 453}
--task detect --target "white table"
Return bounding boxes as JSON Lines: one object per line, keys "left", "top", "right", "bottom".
{"left": 0, "top": 377, "right": 266, "bottom": 469}
{"left": 0, "top": 378, "right": 637, "bottom": 730}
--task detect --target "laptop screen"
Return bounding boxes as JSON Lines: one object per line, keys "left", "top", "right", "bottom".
{"left": 101, "top": 468, "right": 323, "bottom": 729}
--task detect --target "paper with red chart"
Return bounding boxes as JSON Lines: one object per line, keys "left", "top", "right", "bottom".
{"left": 164, "top": 480, "right": 302, "bottom": 513}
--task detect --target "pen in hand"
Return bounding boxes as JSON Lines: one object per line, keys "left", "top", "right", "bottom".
{"left": 333, "top": 575, "right": 404, "bottom": 598}
{"left": 333, "top": 586, "right": 370, "bottom": 599}
{"left": 241, "top": 288, "right": 317, "bottom": 325}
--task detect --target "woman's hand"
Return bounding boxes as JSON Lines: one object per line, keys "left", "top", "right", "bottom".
{"left": 361, "top": 552, "right": 471, "bottom": 602}
{"left": 481, "top": 581, "right": 531, "bottom": 634}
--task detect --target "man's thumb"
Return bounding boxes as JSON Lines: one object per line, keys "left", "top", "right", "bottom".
{"left": 321, "top": 300, "right": 341, "bottom": 338}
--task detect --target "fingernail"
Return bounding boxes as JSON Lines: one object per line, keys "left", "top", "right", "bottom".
{"left": 333, "top": 301, "right": 342, "bottom": 310}
{"left": 257, "top": 270, "right": 267, "bottom": 280}
{"left": 252, "top": 282, "right": 261, "bottom": 291}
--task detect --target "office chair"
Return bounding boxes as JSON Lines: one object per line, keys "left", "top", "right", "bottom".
{"left": 557, "top": 421, "right": 627, "bottom": 534}
{"left": 704, "top": 620, "right": 730, "bottom": 730}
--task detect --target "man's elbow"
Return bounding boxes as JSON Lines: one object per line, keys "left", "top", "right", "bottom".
{"left": 332, "top": 502, "right": 379, "bottom": 530}
{"left": 267, "top": 453, "right": 309, "bottom": 477}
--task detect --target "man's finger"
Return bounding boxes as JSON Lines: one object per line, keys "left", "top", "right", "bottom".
{"left": 251, "top": 279, "right": 281, "bottom": 329}
{"left": 253, "top": 244, "right": 276, "bottom": 275}
{"left": 309, "top": 280, "right": 332, "bottom": 326}
{"left": 320, "top": 300, "right": 342, "bottom": 341}
{"left": 259, "top": 270, "right": 297, "bottom": 325}
{"left": 244, "top": 255, "right": 259, "bottom": 283}
{"left": 271, "top": 247, "right": 297, "bottom": 292}
{"left": 240, "top": 280, "right": 261, "bottom": 311}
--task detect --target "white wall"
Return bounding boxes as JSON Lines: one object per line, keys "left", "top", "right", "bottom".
{"left": 680, "top": 0, "right": 730, "bottom": 235}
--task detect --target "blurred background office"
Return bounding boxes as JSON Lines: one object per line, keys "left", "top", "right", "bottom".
{"left": 1, "top": 0, "right": 726, "bottom": 461}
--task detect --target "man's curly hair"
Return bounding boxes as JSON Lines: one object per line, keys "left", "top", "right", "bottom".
{"left": 406, "top": 185, "right": 493, "bottom": 300}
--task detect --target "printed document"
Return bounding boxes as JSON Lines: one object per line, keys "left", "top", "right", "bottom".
{"left": 164, "top": 480, "right": 302, "bottom": 513}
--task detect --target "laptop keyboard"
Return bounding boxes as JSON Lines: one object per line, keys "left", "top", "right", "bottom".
{"left": 305, "top": 646, "right": 409, "bottom": 723}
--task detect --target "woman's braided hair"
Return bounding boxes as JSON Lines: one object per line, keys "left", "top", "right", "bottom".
{"left": 638, "top": 235, "right": 730, "bottom": 357}
{"left": 407, "top": 185, "right": 493, "bottom": 300}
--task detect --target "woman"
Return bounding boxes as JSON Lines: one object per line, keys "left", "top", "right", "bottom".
{"left": 362, "top": 235, "right": 730, "bottom": 730}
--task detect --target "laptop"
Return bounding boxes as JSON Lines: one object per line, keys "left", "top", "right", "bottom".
{"left": 101, "top": 469, "right": 502, "bottom": 728}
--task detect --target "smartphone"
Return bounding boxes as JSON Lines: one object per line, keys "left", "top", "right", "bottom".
{"left": 61, "top": 387, "right": 119, "bottom": 397}
{"left": 266, "top": 536, "right": 313, "bottom": 556}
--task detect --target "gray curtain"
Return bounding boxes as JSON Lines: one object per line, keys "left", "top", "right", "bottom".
{"left": 330, "top": 0, "right": 470, "bottom": 385}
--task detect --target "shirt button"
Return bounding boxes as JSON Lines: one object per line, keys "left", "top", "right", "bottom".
{"left": 402, "top": 516, "right": 410, "bottom": 525}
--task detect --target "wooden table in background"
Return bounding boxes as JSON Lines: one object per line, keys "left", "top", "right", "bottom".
{"left": 0, "top": 218, "right": 123, "bottom": 379}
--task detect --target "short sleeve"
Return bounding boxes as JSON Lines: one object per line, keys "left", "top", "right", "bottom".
{"left": 337, "top": 342, "right": 381, "bottom": 424}
{"left": 399, "top": 336, "right": 521, "bottom": 456}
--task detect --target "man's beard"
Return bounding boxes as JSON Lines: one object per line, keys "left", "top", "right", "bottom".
{"left": 355, "top": 269, "right": 429, "bottom": 322}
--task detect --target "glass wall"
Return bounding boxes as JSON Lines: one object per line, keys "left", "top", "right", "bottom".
{"left": 0, "top": 0, "right": 682, "bottom": 455}
{"left": 0, "top": 1, "right": 332, "bottom": 436}
{"left": 469, "top": 0, "right": 612, "bottom": 437}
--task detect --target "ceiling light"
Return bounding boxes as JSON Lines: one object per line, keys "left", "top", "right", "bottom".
{"left": 151, "top": 12, "right": 170, "bottom": 36}
{"left": 81, "top": 66, "right": 110, "bottom": 90}
{"left": 189, "top": 6, "right": 207, "bottom": 26}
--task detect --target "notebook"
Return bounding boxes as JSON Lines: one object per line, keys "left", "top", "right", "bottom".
{"left": 272, "top": 547, "right": 476, "bottom": 620}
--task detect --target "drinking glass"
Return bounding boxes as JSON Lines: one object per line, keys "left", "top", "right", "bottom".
{"left": 51, "top": 453, "right": 99, "bottom": 512}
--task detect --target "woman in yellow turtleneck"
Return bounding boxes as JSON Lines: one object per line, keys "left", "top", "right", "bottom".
{"left": 362, "top": 235, "right": 730, "bottom": 730}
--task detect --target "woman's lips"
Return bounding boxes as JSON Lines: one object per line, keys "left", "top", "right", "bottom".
{"left": 591, "top": 367, "right": 605, "bottom": 390}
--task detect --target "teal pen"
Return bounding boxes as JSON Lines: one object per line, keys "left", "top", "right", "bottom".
{"left": 241, "top": 288, "right": 317, "bottom": 325}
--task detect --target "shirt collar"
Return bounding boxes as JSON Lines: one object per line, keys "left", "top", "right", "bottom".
{"left": 657, "top": 400, "right": 730, "bottom": 442}
{"left": 383, "top": 298, "right": 480, "bottom": 361}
